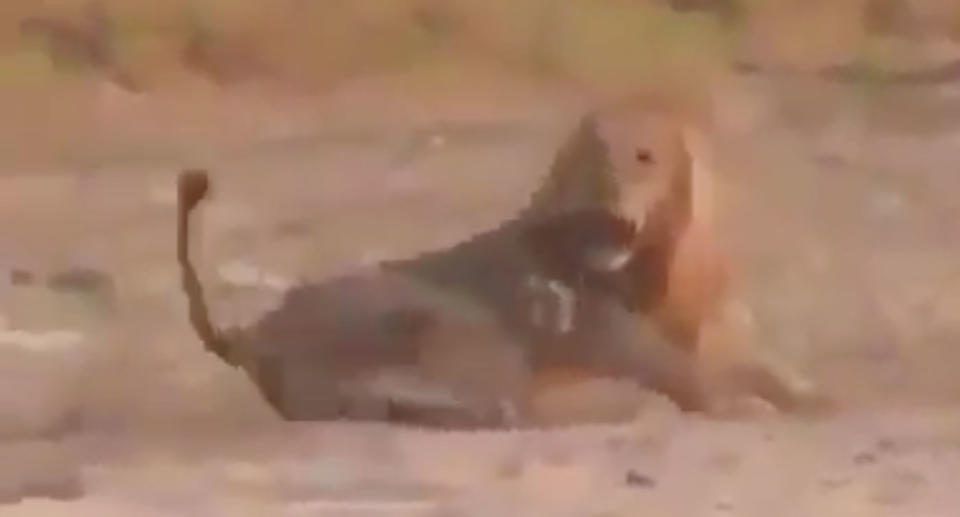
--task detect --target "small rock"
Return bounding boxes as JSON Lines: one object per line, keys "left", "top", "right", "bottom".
{"left": 9, "top": 269, "right": 34, "bottom": 286}
{"left": 624, "top": 469, "right": 656, "bottom": 488}
{"left": 820, "top": 476, "right": 852, "bottom": 490}
{"left": 875, "top": 438, "right": 898, "bottom": 453}
{"left": 853, "top": 451, "right": 878, "bottom": 466}
{"left": 46, "top": 267, "right": 114, "bottom": 298}
{"left": 715, "top": 499, "right": 734, "bottom": 511}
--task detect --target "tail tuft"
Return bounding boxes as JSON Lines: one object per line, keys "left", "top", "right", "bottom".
{"left": 178, "top": 168, "right": 210, "bottom": 212}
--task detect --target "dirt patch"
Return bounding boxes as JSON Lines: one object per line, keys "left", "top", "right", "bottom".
{"left": 1, "top": 45, "right": 960, "bottom": 514}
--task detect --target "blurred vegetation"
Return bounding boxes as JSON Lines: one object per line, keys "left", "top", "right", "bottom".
{"left": 0, "top": 0, "right": 958, "bottom": 94}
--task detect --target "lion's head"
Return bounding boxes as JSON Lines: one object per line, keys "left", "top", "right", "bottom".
{"left": 525, "top": 95, "right": 707, "bottom": 273}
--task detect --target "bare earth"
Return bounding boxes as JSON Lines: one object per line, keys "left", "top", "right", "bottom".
{"left": 2, "top": 64, "right": 960, "bottom": 516}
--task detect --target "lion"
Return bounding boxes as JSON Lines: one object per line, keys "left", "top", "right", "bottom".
{"left": 176, "top": 96, "right": 826, "bottom": 428}
{"left": 521, "top": 94, "right": 828, "bottom": 415}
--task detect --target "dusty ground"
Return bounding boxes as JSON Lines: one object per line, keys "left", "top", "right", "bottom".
{"left": 2, "top": 61, "right": 960, "bottom": 515}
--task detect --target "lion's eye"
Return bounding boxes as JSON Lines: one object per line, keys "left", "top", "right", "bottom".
{"left": 635, "top": 149, "right": 654, "bottom": 164}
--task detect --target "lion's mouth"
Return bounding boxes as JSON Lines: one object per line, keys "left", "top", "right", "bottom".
{"left": 523, "top": 208, "right": 643, "bottom": 278}
{"left": 585, "top": 209, "right": 645, "bottom": 272}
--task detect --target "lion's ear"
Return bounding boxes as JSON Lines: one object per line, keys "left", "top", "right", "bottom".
{"left": 575, "top": 112, "right": 598, "bottom": 136}
{"left": 560, "top": 112, "right": 603, "bottom": 165}
{"left": 543, "top": 112, "right": 612, "bottom": 200}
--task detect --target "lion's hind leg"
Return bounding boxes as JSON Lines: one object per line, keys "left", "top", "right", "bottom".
{"left": 240, "top": 271, "right": 533, "bottom": 429}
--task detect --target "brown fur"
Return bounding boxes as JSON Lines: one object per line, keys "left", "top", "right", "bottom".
{"left": 525, "top": 95, "right": 830, "bottom": 414}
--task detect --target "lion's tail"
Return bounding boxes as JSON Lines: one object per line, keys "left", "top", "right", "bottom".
{"left": 177, "top": 169, "right": 234, "bottom": 364}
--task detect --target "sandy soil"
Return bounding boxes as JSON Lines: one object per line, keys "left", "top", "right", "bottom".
{"left": 2, "top": 63, "right": 960, "bottom": 515}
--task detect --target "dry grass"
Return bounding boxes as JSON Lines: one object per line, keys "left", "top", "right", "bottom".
{"left": 2, "top": 1, "right": 958, "bottom": 97}
{"left": 0, "top": 1, "right": 790, "bottom": 92}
